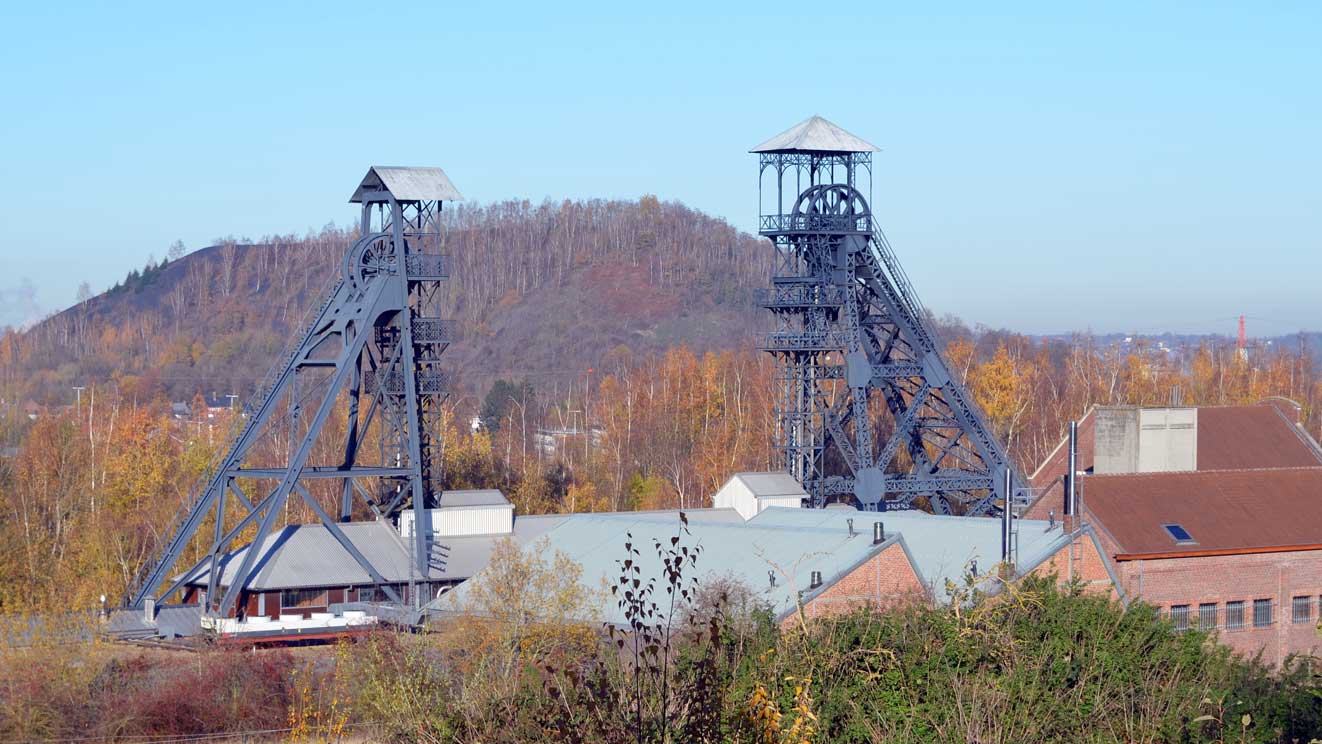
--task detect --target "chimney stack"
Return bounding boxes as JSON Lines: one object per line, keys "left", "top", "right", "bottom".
{"left": 1001, "top": 468, "right": 1014, "bottom": 564}
{"left": 1064, "top": 420, "right": 1078, "bottom": 516}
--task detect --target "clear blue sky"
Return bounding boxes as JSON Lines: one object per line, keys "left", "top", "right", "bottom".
{"left": 2, "top": 2, "right": 1319, "bottom": 336}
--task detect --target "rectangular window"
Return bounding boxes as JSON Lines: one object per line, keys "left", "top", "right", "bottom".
{"left": 355, "top": 585, "right": 405, "bottom": 603}
{"left": 1198, "top": 603, "right": 1217, "bottom": 630}
{"left": 280, "top": 588, "right": 328, "bottom": 609}
{"left": 1226, "top": 601, "right": 1245, "bottom": 630}
{"left": 1292, "top": 596, "right": 1314, "bottom": 625}
{"left": 1253, "top": 599, "right": 1273, "bottom": 628}
{"left": 1170, "top": 604, "right": 1190, "bottom": 631}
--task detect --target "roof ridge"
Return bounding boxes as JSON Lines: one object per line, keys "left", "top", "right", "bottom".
{"left": 1269, "top": 402, "right": 1322, "bottom": 464}
{"left": 1088, "top": 465, "right": 1322, "bottom": 479}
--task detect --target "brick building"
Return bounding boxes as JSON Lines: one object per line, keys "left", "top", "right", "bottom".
{"left": 1026, "top": 404, "right": 1322, "bottom": 665}
{"left": 436, "top": 492, "right": 1112, "bottom": 629}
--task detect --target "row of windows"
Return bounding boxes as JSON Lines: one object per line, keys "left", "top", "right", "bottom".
{"left": 278, "top": 583, "right": 454, "bottom": 608}
{"left": 1165, "top": 595, "right": 1321, "bottom": 631}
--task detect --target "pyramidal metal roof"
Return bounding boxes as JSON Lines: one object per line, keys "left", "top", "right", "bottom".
{"left": 750, "top": 115, "right": 879, "bottom": 154}
{"left": 350, "top": 166, "right": 464, "bottom": 203}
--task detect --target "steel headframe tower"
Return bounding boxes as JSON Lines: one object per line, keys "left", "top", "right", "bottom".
{"left": 753, "top": 117, "right": 1024, "bottom": 515}
{"left": 124, "top": 167, "right": 459, "bottom": 616}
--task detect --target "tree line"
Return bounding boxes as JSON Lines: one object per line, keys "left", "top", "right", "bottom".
{"left": 1, "top": 328, "right": 1316, "bottom": 614}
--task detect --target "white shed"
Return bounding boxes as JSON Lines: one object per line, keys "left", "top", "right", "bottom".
{"left": 399, "top": 489, "right": 514, "bottom": 539}
{"left": 712, "top": 472, "right": 807, "bottom": 520}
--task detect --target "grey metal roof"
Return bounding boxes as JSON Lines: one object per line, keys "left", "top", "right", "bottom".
{"left": 433, "top": 505, "right": 1076, "bottom": 620}
{"left": 350, "top": 166, "right": 463, "bottom": 203}
{"left": 187, "top": 514, "right": 574, "bottom": 590}
{"left": 429, "top": 514, "right": 567, "bottom": 580}
{"left": 750, "top": 115, "right": 879, "bottom": 154}
{"left": 106, "top": 605, "right": 203, "bottom": 639}
{"left": 427, "top": 511, "right": 740, "bottom": 581}
{"left": 748, "top": 508, "right": 1073, "bottom": 604}
{"left": 433, "top": 510, "right": 901, "bottom": 624}
{"left": 440, "top": 489, "right": 511, "bottom": 508}
{"left": 730, "top": 471, "right": 808, "bottom": 499}
{"left": 186, "top": 522, "right": 424, "bottom": 589}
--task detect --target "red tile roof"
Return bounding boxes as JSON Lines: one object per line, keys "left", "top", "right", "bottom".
{"left": 1029, "top": 404, "right": 1322, "bottom": 488}
{"left": 1083, "top": 467, "right": 1322, "bottom": 559}
{"left": 1196, "top": 405, "right": 1322, "bottom": 470}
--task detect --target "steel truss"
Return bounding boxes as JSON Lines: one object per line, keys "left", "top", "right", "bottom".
{"left": 124, "top": 169, "right": 456, "bottom": 616}
{"left": 756, "top": 146, "right": 1025, "bottom": 514}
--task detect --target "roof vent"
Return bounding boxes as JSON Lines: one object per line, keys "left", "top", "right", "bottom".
{"left": 872, "top": 521, "right": 884, "bottom": 545}
{"left": 809, "top": 570, "right": 823, "bottom": 589}
{"left": 1162, "top": 523, "right": 1196, "bottom": 545}
{"left": 847, "top": 518, "right": 855, "bottom": 537}
{"left": 768, "top": 570, "right": 776, "bottom": 588}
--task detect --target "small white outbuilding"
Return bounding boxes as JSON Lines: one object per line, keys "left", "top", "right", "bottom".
{"left": 712, "top": 472, "right": 807, "bottom": 520}
{"left": 399, "top": 489, "right": 515, "bottom": 539}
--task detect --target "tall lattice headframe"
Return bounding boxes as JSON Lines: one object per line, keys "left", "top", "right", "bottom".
{"left": 124, "top": 166, "right": 459, "bottom": 616}
{"left": 753, "top": 116, "right": 1024, "bottom": 514}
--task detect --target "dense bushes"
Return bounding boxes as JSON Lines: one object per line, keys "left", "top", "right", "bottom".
{"left": 0, "top": 643, "right": 295, "bottom": 741}
{"left": 2, "top": 579, "right": 1319, "bottom": 742}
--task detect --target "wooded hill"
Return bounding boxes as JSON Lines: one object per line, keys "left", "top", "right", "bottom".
{"left": 0, "top": 197, "right": 771, "bottom": 407}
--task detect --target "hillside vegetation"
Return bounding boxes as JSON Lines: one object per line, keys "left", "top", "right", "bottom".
{"left": 2, "top": 196, "right": 1322, "bottom": 613}
{"left": 0, "top": 196, "right": 769, "bottom": 405}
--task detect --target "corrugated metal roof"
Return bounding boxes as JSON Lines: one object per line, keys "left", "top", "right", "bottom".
{"left": 432, "top": 506, "right": 1073, "bottom": 622}
{"left": 434, "top": 510, "right": 901, "bottom": 623}
{"left": 106, "top": 605, "right": 203, "bottom": 639}
{"left": 750, "top": 116, "right": 879, "bottom": 154}
{"left": 350, "top": 166, "right": 463, "bottom": 203}
{"left": 430, "top": 514, "right": 568, "bottom": 579}
{"left": 1080, "top": 467, "right": 1322, "bottom": 558}
{"left": 440, "top": 489, "right": 511, "bottom": 508}
{"left": 730, "top": 471, "right": 808, "bottom": 498}
{"left": 188, "top": 513, "right": 582, "bottom": 590}
{"left": 188, "top": 522, "right": 418, "bottom": 589}
{"left": 748, "top": 508, "right": 1070, "bottom": 603}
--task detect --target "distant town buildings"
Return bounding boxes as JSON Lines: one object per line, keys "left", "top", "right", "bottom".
{"left": 534, "top": 425, "right": 605, "bottom": 458}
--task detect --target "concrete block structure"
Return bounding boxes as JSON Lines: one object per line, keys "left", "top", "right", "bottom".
{"left": 1026, "top": 403, "right": 1322, "bottom": 666}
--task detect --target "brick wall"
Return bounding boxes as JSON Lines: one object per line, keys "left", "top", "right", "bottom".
{"left": 1028, "top": 531, "right": 1117, "bottom": 599}
{"left": 792, "top": 543, "right": 926, "bottom": 628}
{"left": 1036, "top": 500, "right": 1322, "bottom": 666}
{"left": 1114, "top": 549, "right": 1322, "bottom": 666}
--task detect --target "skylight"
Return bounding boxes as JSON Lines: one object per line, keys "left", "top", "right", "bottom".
{"left": 1162, "top": 523, "right": 1195, "bottom": 544}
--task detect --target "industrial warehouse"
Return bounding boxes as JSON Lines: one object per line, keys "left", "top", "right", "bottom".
{"left": 101, "top": 119, "right": 1322, "bottom": 674}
